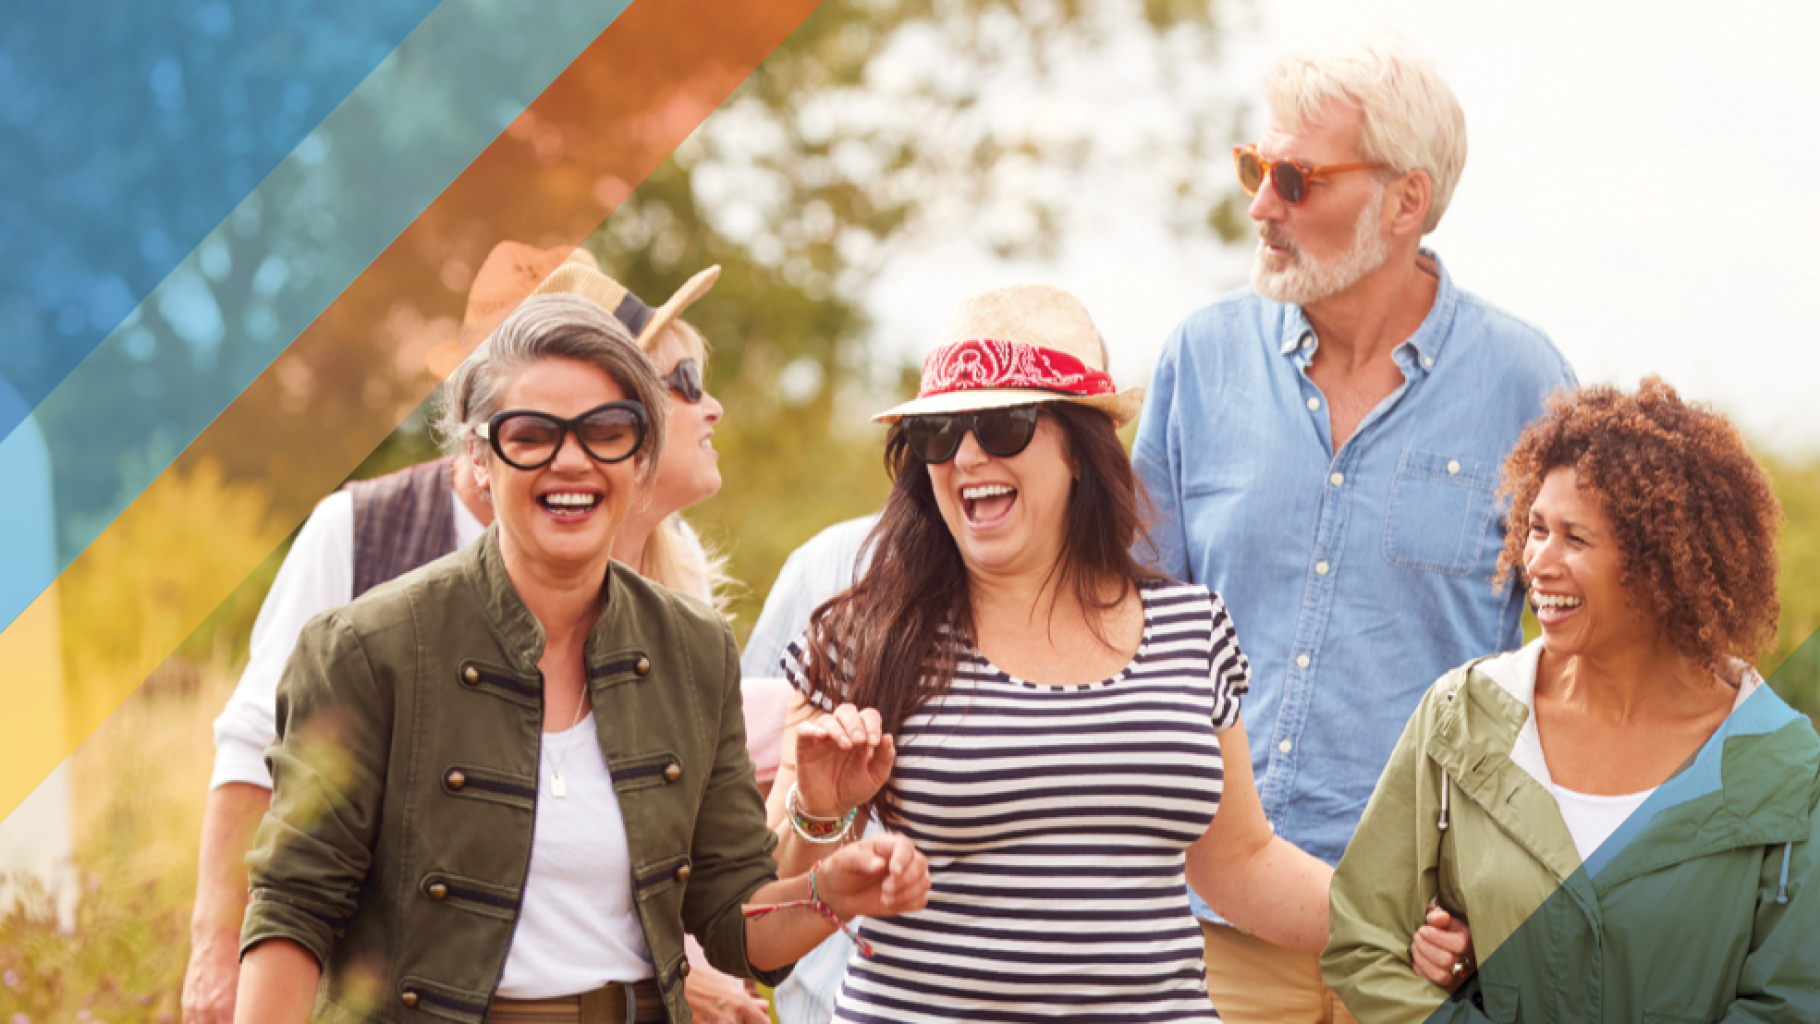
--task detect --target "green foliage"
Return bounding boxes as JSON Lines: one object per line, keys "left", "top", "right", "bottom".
{"left": 1763, "top": 452, "right": 1820, "bottom": 714}
{"left": 0, "top": 669, "right": 226, "bottom": 1024}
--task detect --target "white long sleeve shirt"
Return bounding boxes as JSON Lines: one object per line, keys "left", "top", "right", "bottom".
{"left": 208, "top": 490, "right": 486, "bottom": 790}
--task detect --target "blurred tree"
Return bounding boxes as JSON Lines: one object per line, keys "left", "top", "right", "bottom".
{"left": 1764, "top": 452, "right": 1820, "bottom": 715}
{"left": 357, "top": 0, "right": 1250, "bottom": 632}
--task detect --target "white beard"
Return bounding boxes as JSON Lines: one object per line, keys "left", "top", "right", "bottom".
{"left": 1250, "top": 183, "right": 1391, "bottom": 307}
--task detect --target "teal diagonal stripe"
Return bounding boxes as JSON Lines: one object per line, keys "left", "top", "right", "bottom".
{"left": 0, "top": 0, "right": 443, "bottom": 438}
{"left": 0, "top": 0, "right": 633, "bottom": 638}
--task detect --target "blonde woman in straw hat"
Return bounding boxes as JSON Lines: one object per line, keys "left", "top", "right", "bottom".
{"left": 765, "top": 285, "right": 1332, "bottom": 1022}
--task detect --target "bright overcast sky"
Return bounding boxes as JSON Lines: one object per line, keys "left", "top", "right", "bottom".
{"left": 866, "top": 0, "right": 1820, "bottom": 453}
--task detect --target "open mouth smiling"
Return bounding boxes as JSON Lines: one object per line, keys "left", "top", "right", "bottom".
{"left": 1531, "top": 590, "right": 1583, "bottom": 623}
{"left": 961, "top": 483, "right": 1018, "bottom": 528}
{"left": 538, "top": 490, "right": 603, "bottom": 518}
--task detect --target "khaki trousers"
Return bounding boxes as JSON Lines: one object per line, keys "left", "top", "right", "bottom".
{"left": 1202, "top": 922, "right": 1359, "bottom": 1024}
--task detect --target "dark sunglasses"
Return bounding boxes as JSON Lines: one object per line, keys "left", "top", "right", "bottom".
{"left": 903, "top": 406, "right": 1041, "bottom": 465}
{"left": 479, "top": 400, "right": 648, "bottom": 471}
{"left": 1233, "top": 144, "right": 1387, "bottom": 206}
{"left": 663, "top": 357, "right": 704, "bottom": 404}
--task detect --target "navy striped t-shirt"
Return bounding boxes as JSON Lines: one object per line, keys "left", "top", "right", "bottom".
{"left": 783, "top": 580, "right": 1250, "bottom": 1022}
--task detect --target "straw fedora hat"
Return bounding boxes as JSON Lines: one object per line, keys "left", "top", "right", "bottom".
{"left": 459, "top": 241, "right": 719, "bottom": 349}
{"left": 875, "top": 284, "right": 1144, "bottom": 427}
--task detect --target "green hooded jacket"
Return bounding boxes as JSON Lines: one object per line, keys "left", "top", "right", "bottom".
{"left": 240, "top": 527, "right": 784, "bottom": 1023}
{"left": 1323, "top": 641, "right": 1820, "bottom": 1023}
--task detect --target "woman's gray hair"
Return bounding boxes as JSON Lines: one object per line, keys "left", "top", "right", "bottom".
{"left": 437, "top": 293, "right": 668, "bottom": 482}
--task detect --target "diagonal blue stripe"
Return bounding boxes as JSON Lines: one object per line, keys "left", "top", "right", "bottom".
{"left": 0, "top": 0, "right": 634, "bottom": 638}
{"left": 0, "top": 0, "right": 443, "bottom": 439}
{"left": 1582, "top": 683, "right": 1801, "bottom": 878}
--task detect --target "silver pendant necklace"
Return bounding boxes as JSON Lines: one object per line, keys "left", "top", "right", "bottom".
{"left": 547, "top": 686, "right": 590, "bottom": 799}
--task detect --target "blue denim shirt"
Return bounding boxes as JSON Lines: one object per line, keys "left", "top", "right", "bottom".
{"left": 1131, "top": 254, "right": 1576, "bottom": 923}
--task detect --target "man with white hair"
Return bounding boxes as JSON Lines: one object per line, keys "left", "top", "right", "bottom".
{"left": 1133, "top": 41, "right": 1577, "bottom": 1023}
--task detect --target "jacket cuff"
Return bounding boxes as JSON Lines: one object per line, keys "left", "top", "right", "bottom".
{"left": 239, "top": 890, "right": 338, "bottom": 968}
{"left": 698, "top": 875, "right": 795, "bottom": 988}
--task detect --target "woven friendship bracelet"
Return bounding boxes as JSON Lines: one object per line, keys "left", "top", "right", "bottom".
{"left": 741, "top": 864, "right": 874, "bottom": 958}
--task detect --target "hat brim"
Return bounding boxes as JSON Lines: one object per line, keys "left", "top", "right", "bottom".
{"left": 638, "top": 265, "right": 721, "bottom": 347}
{"left": 873, "top": 386, "right": 1145, "bottom": 428}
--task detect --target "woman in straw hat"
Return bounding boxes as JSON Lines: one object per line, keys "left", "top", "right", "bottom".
{"left": 766, "top": 284, "right": 1332, "bottom": 1022}
{"left": 234, "top": 293, "right": 930, "bottom": 1023}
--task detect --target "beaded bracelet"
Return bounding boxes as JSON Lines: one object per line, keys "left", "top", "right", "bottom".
{"left": 785, "top": 782, "right": 856, "bottom": 844}
{"left": 742, "top": 863, "right": 875, "bottom": 958}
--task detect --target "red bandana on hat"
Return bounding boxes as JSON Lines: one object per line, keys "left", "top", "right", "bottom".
{"left": 917, "top": 339, "right": 1117, "bottom": 400}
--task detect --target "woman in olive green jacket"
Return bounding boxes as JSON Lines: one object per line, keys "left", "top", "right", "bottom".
{"left": 1323, "top": 380, "right": 1820, "bottom": 1023}
{"left": 235, "top": 294, "right": 929, "bottom": 1024}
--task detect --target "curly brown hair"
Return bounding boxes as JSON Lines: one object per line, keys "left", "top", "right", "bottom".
{"left": 1496, "top": 376, "right": 1782, "bottom": 671}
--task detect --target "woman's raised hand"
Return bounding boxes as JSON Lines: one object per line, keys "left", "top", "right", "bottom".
{"left": 814, "top": 833, "right": 930, "bottom": 920}
{"left": 1411, "top": 905, "right": 1476, "bottom": 991}
{"left": 794, "top": 703, "right": 895, "bottom": 817}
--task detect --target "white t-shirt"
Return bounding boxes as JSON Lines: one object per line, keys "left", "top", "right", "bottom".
{"left": 1550, "top": 784, "right": 1656, "bottom": 862}
{"left": 208, "top": 490, "right": 486, "bottom": 789}
{"left": 497, "top": 711, "right": 653, "bottom": 995}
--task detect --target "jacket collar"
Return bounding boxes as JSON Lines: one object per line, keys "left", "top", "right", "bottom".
{"left": 1429, "top": 640, "right": 1820, "bottom": 887}
{"left": 1591, "top": 683, "right": 1819, "bottom": 888}
{"left": 1426, "top": 651, "right": 1583, "bottom": 885}
{"left": 463, "top": 525, "right": 657, "bottom": 684}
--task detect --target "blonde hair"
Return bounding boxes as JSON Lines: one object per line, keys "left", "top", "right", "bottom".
{"left": 1264, "top": 40, "right": 1466, "bottom": 234}
{"left": 637, "top": 317, "right": 736, "bottom": 615}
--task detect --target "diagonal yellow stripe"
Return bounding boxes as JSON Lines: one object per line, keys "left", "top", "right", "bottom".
{"left": 0, "top": 0, "right": 827, "bottom": 825}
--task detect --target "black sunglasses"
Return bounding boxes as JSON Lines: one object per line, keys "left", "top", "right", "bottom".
{"left": 663, "top": 357, "right": 704, "bottom": 404}
{"left": 903, "top": 406, "right": 1041, "bottom": 465}
{"left": 480, "top": 400, "right": 649, "bottom": 471}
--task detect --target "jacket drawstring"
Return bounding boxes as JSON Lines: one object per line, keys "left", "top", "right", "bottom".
{"left": 1778, "top": 843, "right": 1792, "bottom": 904}
{"left": 1438, "top": 773, "right": 1451, "bottom": 832}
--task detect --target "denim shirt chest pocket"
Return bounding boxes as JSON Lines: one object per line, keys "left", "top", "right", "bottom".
{"left": 1382, "top": 446, "right": 1502, "bottom": 576}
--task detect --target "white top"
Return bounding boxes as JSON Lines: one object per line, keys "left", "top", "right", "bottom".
{"left": 497, "top": 711, "right": 653, "bottom": 995}
{"left": 208, "top": 490, "right": 486, "bottom": 789}
{"left": 1550, "top": 783, "right": 1656, "bottom": 862}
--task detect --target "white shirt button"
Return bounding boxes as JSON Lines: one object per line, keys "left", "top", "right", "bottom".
{"left": 1424, "top": 356, "right": 1435, "bottom": 369}
{"left": 1315, "top": 561, "right": 1330, "bottom": 576}
{"left": 1301, "top": 335, "right": 1314, "bottom": 350}
{"left": 1296, "top": 654, "right": 1311, "bottom": 669}
{"left": 1278, "top": 739, "right": 1293, "bottom": 754}
{"left": 1329, "top": 472, "right": 1344, "bottom": 487}
{"left": 1447, "top": 459, "right": 1462, "bottom": 475}
{"left": 1307, "top": 397, "right": 1321, "bottom": 411}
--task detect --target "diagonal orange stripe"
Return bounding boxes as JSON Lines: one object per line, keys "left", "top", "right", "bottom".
{"left": 0, "top": 0, "right": 826, "bottom": 824}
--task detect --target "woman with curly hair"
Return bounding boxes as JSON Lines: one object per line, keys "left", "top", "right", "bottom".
{"left": 1323, "top": 377, "right": 1820, "bottom": 1023}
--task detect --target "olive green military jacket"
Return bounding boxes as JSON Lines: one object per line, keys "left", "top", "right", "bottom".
{"left": 241, "top": 527, "right": 783, "bottom": 1023}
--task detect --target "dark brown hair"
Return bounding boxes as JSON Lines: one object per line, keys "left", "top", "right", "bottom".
{"left": 803, "top": 402, "right": 1163, "bottom": 825}
{"left": 1496, "top": 376, "right": 1781, "bottom": 671}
